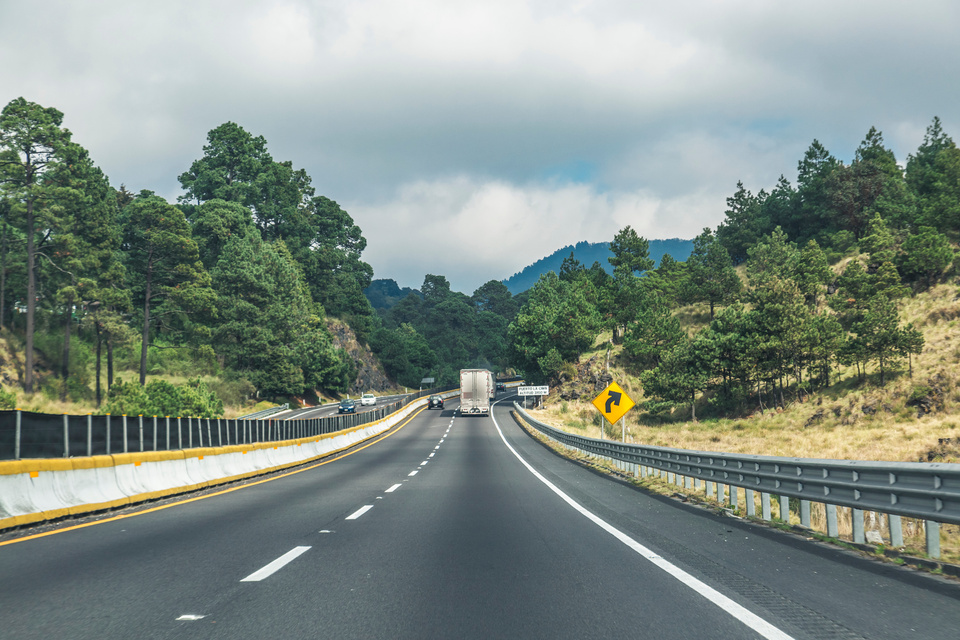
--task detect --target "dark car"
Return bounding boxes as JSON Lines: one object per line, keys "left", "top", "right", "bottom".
{"left": 338, "top": 399, "right": 356, "bottom": 414}
{"left": 496, "top": 382, "right": 505, "bottom": 392}
{"left": 427, "top": 395, "right": 444, "bottom": 409}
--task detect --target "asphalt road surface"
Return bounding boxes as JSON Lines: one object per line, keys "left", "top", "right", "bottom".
{"left": 1, "top": 393, "right": 959, "bottom": 639}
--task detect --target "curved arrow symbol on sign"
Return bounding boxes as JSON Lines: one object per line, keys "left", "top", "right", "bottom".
{"left": 604, "top": 390, "right": 622, "bottom": 413}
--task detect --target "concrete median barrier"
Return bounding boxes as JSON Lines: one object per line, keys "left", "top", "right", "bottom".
{"left": 0, "top": 392, "right": 458, "bottom": 530}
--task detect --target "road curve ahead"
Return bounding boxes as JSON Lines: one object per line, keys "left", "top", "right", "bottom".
{"left": 1, "top": 394, "right": 959, "bottom": 639}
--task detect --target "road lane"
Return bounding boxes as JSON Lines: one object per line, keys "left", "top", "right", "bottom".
{"left": 1, "top": 394, "right": 959, "bottom": 639}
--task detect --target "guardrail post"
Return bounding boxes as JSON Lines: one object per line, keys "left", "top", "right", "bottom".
{"left": 122, "top": 415, "right": 128, "bottom": 453}
{"left": 197, "top": 417, "right": 203, "bottom": 447}
{"left": 826, "top": 504, "right": 839, "bottom": 538}
{"left": 139, "top": 415, "right": 144, "bottom": 452}
{"left": 925, "top": 521, "right": 941, "bottom": 559}
{"left": 685, "top": 476, "right": 693, "bottom": 490}
{"left": 852, "top": 508, "right": 865, "bottom": 543}
{"left": 746, "top": 489, "right": 756, "bottom": 516}
{"left": 63, "top": 414, "right": 69, "bottom": 458}
{"left": 166, "top": 416, "right": 170, "bottom": 450}
{"left": 106, "top": 414, "right": 111, "bottom": 455}
{"left": 706, "top": 481, "right": 714, "bottom": 498}
{"left": 800, "top": 500, "right": 811, "bottom": 528}
{"left": 718, "top": 483, "right": 726, "bottom": 505}
{"left": 207, "top": 419, "right": 212, "bottom": 448}
{"left": 86, "top": 413, "right": 92, "bottom": 457}
{"left": 730, "top": 486, "right": 739, "bottom": 509}
{"left": 889, "top": 514, "right": 903, "bottom": 547}
{"left": 177, "top": 417, "right": 182, "bottom": 449}
{"left": 761, "top": 492, "right": 771, "bottom": 521}
{"left": 779, "top": 495, "right": 790, "bottom": 522}
{"left": 217, "top": 418, "right": 222, "bottom": 446}
{"left": 14, "top": 409, "right": 21, "bottom": 459}
{"left": 187, "top": 417, "right": 193, "bottom": 448}
{"left": 153, "top": 416, "right": 158, "bottom": 451}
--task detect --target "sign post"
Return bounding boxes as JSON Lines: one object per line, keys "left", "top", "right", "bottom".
{"left": 591, "top": 381, "right": 635, "bottom": 441}
{"left": 518, "top": 385, "right": 549, "bottom": 409}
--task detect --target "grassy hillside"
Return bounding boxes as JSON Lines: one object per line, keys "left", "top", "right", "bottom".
{"left": 534, "top": 282, "right": 960, "bottom": 465}
{"left": 0, "top": 319, "right": 401, "bottom": 418}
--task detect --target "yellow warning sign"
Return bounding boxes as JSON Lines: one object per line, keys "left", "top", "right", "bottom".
{"left": 591, "top": 381, "right": 635, "bottom": 425}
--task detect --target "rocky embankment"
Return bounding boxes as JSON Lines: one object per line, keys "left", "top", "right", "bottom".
{"left": 326, "top": 319, "right": 394, "bottom": 394}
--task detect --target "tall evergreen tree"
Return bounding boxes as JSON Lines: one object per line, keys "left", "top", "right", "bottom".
{"left": 0, "top": 98, "right": 74, "bottom": 392}
{"left": 683, "top": 227, "right": 742, "bottom": 318}
{"left": 121, "top": 193, "right": 216, "bottom": 385}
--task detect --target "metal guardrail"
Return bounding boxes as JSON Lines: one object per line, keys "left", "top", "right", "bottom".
{"left": 514, "top": 403, "right": 960, "bottom": 558}
{"left": 238, "top": 403, "right": 289, "bottom": 420}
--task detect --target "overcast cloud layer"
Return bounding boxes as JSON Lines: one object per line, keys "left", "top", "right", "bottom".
{"left": 3, "top": 1, "right": 960, "bottom": 292}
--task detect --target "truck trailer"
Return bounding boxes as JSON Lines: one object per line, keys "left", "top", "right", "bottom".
{"left": 459, "top": 369, "right": 494, "bottom": 416}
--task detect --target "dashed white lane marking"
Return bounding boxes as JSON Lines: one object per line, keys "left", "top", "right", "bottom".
{"left": 408, "top": 470, "right": 419, "bottom": 477}
{"left": 420, "top": 460, "right": 429, "bottom": 465}
{"left": 386, "top": 483, "right": 402, "bottom": 493}
{"left": 346, "top": 505, "right": 374, "bottom": 520}
{"left": 491, "top": 408, "right": 794, "bottom": 640}
{"left": 176, "top": 615, "right": 205, "bottom": 621}
{"left": 434, "top": 446, "right": 440, "bottom": 450}
{"left": 429, "top": 452, "right": 435, "bottom": 458}
{"left": 240, "top": 546, "right": 311, "bottom": 582}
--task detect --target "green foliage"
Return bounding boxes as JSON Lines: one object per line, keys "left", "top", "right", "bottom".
{"left": 104, "top": 377, "right": 223, "bottom": 418}
{"left": 0, "top": 386, "right": 16, "bottom": 409}
{"left": 369, "top": 323, "right": 438, "bottom": 388}
{"left": 899, "top": 226, "right": 954, "bottom": 288}
{"left": 683, "top": 227, "right": 742, "bottom": 317}
{"left": 537, "top": 348, "right": 565, "bottom": 380}
{"left": 608, "top": 225, "right": 654, "bottom": 275}
{"left": 508, "top": 272, "right": 600, "bottom": 380}
{"left": 717, "top": 181, "right": 768, "bottom": 264}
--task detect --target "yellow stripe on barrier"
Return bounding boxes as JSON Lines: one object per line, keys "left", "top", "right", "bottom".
{"left": 0, "top": 405, "right": 428, "bottom": 545}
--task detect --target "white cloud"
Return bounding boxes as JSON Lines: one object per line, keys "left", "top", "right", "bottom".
{"left": 2, "top": 0, "right": 960, "bottom": 290}
{"left": 350, "top": 176, "right": 723, "bottom": 293}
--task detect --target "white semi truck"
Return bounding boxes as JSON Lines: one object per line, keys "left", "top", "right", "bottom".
{"left": 459, "top": 369, "right": 494, "bottom": 416}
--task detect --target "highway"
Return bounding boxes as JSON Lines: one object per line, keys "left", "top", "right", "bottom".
{"left": 280, "top": 393, "right": 409, "bottom": 420}
{"left": 1, "top": 393, "right": 959, "bottom": 639}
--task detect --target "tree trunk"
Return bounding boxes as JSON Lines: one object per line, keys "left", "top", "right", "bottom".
{"left": 107, "top": 332, "right": 114, "bottom": 390}
{"left": 139, "top": 260, "right": 153, "bottom": 385}
{"left": 61, "top": 302, "right": 71, "bottom": 402}
{"left": 0, "top": 219, "right": 7, "bottom": 330}
{"left": 25, "top": 196, "right": 35, "bottom": 393}
{"left": 95, "top": 321, "right": 103, "bottom": 407}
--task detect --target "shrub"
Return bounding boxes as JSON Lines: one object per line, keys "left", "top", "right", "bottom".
{"left": 0, "top": 386, "right": 16, "bottom": 410}
{"left": 104, "top": 378, "right": 224, "bottom": 418}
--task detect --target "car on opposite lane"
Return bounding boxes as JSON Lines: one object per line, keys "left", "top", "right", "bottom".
{"left": 360, "top": 393, "right": 377, "bottom": 406}
{"left": 338, "top": 399, "right": 356, "bottom": 414}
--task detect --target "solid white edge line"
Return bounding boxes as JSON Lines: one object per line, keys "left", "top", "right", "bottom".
{"left": 240, "top": 546, "right": 311, "bottom": 582}
{"left": 346, "top": 505, "right": 374, "bottom": 520}
{"left": 490, "top": 405, "right": 795, "bottom": 640}
{"left": 385, "top": 483, "right": 402, "bottom": 493}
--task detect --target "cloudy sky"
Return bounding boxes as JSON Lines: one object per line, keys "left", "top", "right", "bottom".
{"left": 2, "top": 1, "right": 959, "bottom": 293}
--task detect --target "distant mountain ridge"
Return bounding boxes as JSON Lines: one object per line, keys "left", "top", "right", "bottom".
{"left": 501, "top": 238, "right": 694, "bottom": 294}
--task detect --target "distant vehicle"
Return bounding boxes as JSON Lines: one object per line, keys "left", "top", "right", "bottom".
{"left": 427, "top": 395, "right": 444, "bottom": 409}
{"left": 460, "top": 369, "right": 494, "bottom": 417}
{"left": 496, "top": 382, "right": 505, "bottom": 392}
{"left": 338, "top": 399, "right": 356, "bottom": 414}
{"left": 360, "top": 393, "right": 377, "bottom": 406}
